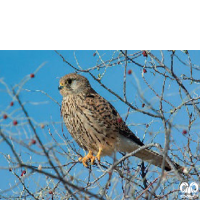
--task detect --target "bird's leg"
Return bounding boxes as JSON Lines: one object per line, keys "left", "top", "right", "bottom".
{"left": 95, "top": 147, "right": 102, "bottom": 163}
{"left": 80, "top": 150, "right": 95, "bottom": 167}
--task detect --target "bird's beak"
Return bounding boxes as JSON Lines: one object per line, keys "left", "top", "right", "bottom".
{"left": 58, "top": 85, "right": 64, "bottom": 90}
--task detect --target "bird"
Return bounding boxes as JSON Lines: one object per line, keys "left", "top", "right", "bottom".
{"left": 58, "top": 73, "right": 182, "bottom": 172}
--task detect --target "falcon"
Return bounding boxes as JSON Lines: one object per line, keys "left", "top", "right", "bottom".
{"left": 58, "top": 73, "right": 181, "bottom": 171}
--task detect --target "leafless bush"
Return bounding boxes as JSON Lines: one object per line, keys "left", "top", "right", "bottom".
{"left": 0, "top": 50, "right": 199, "bottom": 200}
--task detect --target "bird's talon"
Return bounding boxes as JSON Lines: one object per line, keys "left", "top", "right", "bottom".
{"left": 78, "top": 157, "right": 83, "bottom": 162}
{"left": 79, "top": 156, "right": 88, "bottom": 167}
{"left": 79, "top": 149, "right": 102, "bottom": 167}
{"left": 81, "top": 150, "right": 95, "bottom": 167}
{"left": 90, "top": 157, "right": 95, "bottom": 165}
{"left": 82, "top": 159, "right": 89, "bottom": 167}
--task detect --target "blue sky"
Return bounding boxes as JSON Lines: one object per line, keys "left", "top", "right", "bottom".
{"left": 0, "top": 50, "right": 199, "bottom": 198}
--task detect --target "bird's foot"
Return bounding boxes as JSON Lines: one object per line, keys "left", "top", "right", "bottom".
{"left": 79, "top": 150, "right": 95, "bottom": 167}
{"left": 79, "top": 148, "right": 102, "bottom": 167}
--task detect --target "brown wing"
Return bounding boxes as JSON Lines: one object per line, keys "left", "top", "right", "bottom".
{"left": 82, "top": 89, "right": 144, "bottom": 147}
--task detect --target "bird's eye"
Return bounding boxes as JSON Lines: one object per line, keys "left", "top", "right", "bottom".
{"left": 60, "top": 82, "right": 64, "bottom": 86}
{"left": 67, "top": 79, "right": 73, "bottom": 84}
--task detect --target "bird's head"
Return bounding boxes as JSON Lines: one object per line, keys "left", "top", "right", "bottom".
{"left": 58, "top": 73, "right": 91, "bottom": 97}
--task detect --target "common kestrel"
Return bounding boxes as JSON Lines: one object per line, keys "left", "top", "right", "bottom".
{"left": 58, "top": 73, "right": 180, "bottom": 171}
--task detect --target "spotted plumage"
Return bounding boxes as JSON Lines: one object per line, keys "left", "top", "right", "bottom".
{"left": 59, "top": 73, "right": 181, "bottom": 171}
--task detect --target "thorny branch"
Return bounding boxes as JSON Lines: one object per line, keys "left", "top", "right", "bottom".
{"left": 0, "top": 50, "right": 200, "bottom": 200}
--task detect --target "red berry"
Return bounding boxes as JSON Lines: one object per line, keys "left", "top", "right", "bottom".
{"left": 31, "top": 139, "right": 36, "bottom": 144}
{"left": 3, "top": 114, "right": 8, "bottom": 119}
{"left": 30, "top": 73, "right": 35, "bottom": 78}
{"left": 21, "top": 170, "right": 26, "bottom": 176}
{"left": 117, "top": 118, "right": 122, "bottom": 123}
{"left": 49, "top": 191, "right": 53, "bottom": 194}
{"left": 142, "top": 51, "right": 148, "bottom": 57}
{"left": 127, "top": 70, "right": 132, "bottom": 75}
{"left": 182, "top": 130, "right": 187, "bottom": 135}
{"left": 93, "top": 53, "right": 96, "bottom": 57}
{"left": 143, "top": 69, "right": 147, "bottom": 73}
{"left": 10, "top": 102, "right": 14, "bottom": 106}
{"left": 13, "top": 120, "right": 18, "bottom": 126}
{"left": 117, "top": 61, "right": 121, "bottom": 64}
{"left": 142, "top": 103, "right": 145, "bottom": 108}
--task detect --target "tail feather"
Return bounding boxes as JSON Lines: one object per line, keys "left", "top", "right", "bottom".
{"left": 134, "top": 148, "right": 171, "bottom": 171}
{"left": 131, "top": 148, "right": 183, "bottom": 172}
{"left": 118, "top": 135, "right": 182, "bottom": 172}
